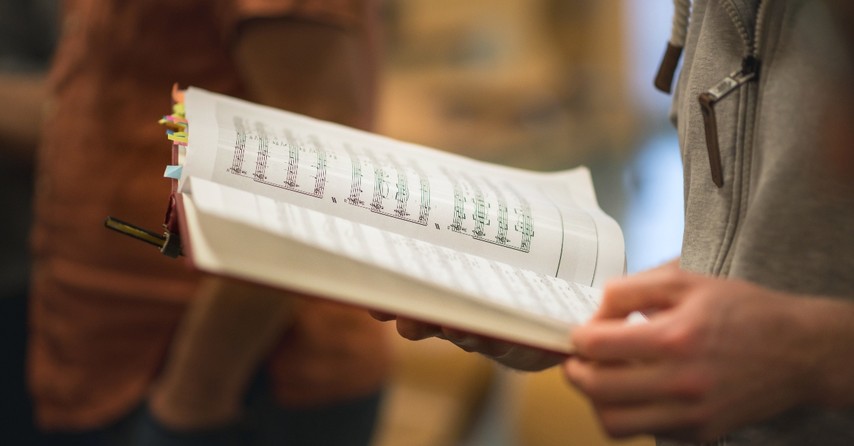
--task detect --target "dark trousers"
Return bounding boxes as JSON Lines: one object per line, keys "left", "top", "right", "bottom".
{"left": 1, "top": 288, "right": 39, "bottom": 446}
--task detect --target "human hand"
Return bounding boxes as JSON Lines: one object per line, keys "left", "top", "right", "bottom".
{"left": 564, "top": 268, "right": 820, "bottom": 442}
{"left": 370, "top": 311, "right": 563, "bottom": 371}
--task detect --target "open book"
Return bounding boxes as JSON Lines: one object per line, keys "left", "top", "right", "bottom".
{"left": 168, "top": 87, "right": 625, "bottom": 354}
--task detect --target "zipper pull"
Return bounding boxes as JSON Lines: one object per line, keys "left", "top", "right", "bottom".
{"left": 698, "top": 56, "right": 760, "bottom": 187}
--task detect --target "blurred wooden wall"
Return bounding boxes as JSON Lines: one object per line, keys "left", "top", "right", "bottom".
{"left": 373, "top": 1, "right": 653, "bottom": 445}
{"left": 378, "top": 0, "right": 638, "bottom": 171}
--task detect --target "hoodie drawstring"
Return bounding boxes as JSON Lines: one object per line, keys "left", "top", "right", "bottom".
{"left": 654, "top": 0, "right": 691, "bottom": 93}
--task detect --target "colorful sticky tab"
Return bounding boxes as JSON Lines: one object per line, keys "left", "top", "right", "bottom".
{"left": 161, "top": 86, "right": 189, "bottom": 148}
{"left": 165, "top": 114, "right": 188, "bottom": 125}
{"left": 163, "top": 165, "right": 183, "bottom": 179}
{"left": 166, "top": 130, "right": 188, "bottom": 143}
{"left": 171, "top": 83, "right": 186, "bottom": 104}
{"left": 158, "top": 117, "right": 186, "bottom": 132}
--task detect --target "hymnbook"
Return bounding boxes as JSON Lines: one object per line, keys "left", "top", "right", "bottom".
{"left": 166, "top": 87, "right": 625, "bottom": 354}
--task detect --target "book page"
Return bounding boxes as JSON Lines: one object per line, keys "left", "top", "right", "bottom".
{"left": 188, "top": 177, "right": 602, "bottom": 331}
{"left": 181, "top": 88, "right": 623, "bottom": 287}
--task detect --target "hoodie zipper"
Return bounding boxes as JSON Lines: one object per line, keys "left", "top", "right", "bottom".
{"left": 698, "top": 0, "right": 768, "bottom": 187}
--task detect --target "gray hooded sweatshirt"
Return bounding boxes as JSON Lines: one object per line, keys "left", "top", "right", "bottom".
{"left": 664, "top": 0, "right": 854, "bottom": 444}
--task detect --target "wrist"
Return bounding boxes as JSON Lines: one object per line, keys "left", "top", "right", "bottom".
{"left": 795, "top": 297, "right": 854, "bottom": 408}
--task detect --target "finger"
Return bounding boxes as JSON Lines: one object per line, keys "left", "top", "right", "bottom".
{"left": 594, "top": 269, "right": 693, "bottom": 320}
{"left": 440, "top": 327, "right": 510, "bottom": 354}
{"left": 571, "top": 318, "right": 670, "bottom": 361}
{"left": 489, "top": 344, "right": 565, "bottom": 371}
{"left": 442, "top": 328, "right": 564, "bottom": 370}
{"left": 564, "top": 358, "right": 677, "bottom": 405}
{"left": 369, "top": 310, "right": 396, "bottom": 322}
{"left": 441, "top": 328, "right": 496, "bottom": 352}
{"left": 396, "top": 318, "right": 443, "bottom": 341}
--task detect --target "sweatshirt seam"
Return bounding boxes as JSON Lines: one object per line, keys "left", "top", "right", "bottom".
{"left": 717, "top": 83, "right": 755, "bottom": 276}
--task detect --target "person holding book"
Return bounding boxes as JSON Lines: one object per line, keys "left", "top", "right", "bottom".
{"left": 28, "top": 1, "right": 390, "bottom": 445}
{"left": 377, "top": 0, "right": 854, "bottom": 444}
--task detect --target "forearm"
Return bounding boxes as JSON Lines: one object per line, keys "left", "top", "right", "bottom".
{"left": 150, "top": 277, "right": 295, "bottom": 430}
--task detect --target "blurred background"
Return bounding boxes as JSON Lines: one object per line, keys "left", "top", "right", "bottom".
{"left": 372, "top": 1, "right": 680, "bottom": 445}
{"left": 0, "top": 0, "right": 57, "bottom": 443}
{"left": 0, "top": 0, "right": 682, "bottom": 444}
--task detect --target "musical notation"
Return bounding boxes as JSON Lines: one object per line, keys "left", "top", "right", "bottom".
{"left": 224, "top": 117, "right": 328, "bottom": 199}
{"left": 444, "top": 168, "right": 535, "bottom": 253}
{"left": 216, "top": 113, "right": 536, "bottom": 253}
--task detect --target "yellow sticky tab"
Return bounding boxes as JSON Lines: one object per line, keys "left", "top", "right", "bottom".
{"left": 167, "top": 132, "right": 188, "bottom": 143}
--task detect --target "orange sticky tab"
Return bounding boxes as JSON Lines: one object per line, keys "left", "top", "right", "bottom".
{"left": 171, "top": 83, "right": 185, "bottom": 104}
